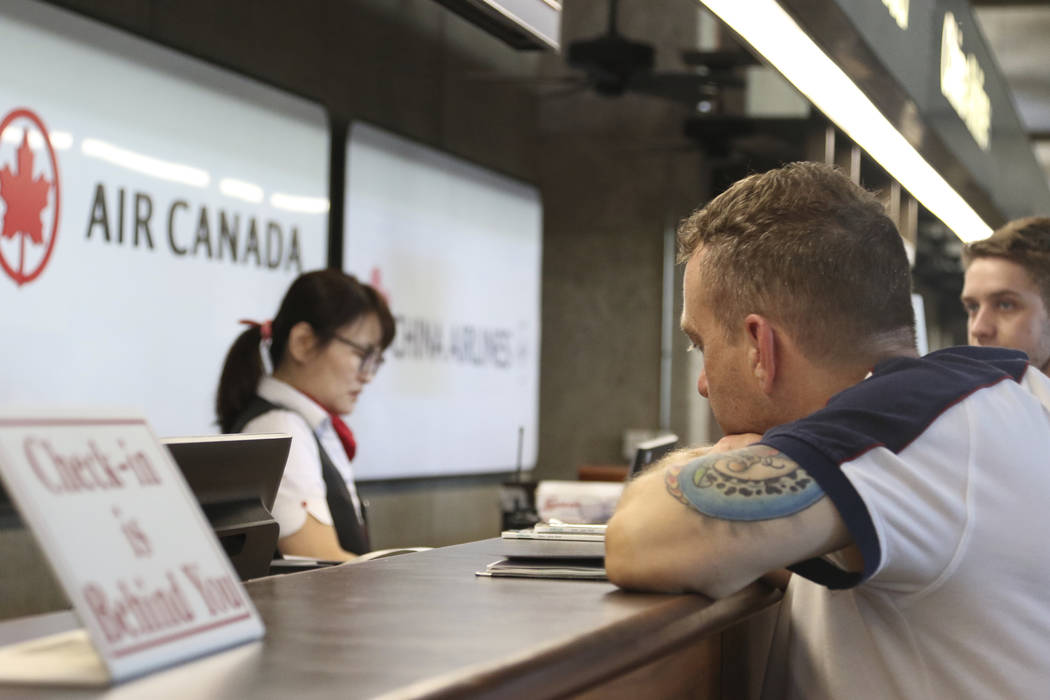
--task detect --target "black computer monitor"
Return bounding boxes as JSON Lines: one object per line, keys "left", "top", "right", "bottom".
{"left": 162, "top": 433, "right": 291, "bottom": 582}
{"left": 0, "top": 478, "right": 72, "bottom": 619}
{"left": 629, "top": 433, "right": 679, "bottom": 477}
{"left": 0, "top": 479, "right": 16, "bottom": 529}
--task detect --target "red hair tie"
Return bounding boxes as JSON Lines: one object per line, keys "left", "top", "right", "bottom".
{"left": 239, "top": 319, "right": 273, "bottom": 341}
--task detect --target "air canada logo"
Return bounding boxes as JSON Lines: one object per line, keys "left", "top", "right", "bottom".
{"left": 0, "top": 108, "right": 60, "bottom": 286}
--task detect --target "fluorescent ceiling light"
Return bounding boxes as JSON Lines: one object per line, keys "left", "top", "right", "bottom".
{"left": 270, "top": 192, "right": 330, "bottom": 214}
{"left": 1, "top": 127, "right": 72, "bottom": 150}
{"left": 1, "top": 126, "right": 32, "bottom": 146}
{"left": 219, "top": 177, "right": 264, "bottom": 203}
{"left": 1035, "top": 142, "right": 1050, "bottom": 189}
{"left": 697, "top": 0, "right": 993, "bottom": 242}
{"left": 48, "top": 131, "right": 73, "bottom": 150}
{"left": 81, "top": 137, "right": 210, "bottom": 188}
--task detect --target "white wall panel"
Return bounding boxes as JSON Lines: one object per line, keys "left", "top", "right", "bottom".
{"left": 344, "top": 122, "right": 541, "bottom": 479}
{"left": 0, "top": 1, "right": 329, "bottom": 436}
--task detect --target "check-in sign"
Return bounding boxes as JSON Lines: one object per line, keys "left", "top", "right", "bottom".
{"left": 0, "top": 412, "right": 263, "bottom": 683}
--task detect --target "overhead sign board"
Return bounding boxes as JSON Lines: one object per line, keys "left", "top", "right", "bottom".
{"left": 0, "top": 0, "right": 329, "bottom": 436}
{"left": 882, "top": 0, "right": 909, "bottom": 30}
{"left": 343, "top": 122, "right": 541, "bottom": 479}
{"left": 436, "top": 0, "right": 561, "bottom": 50}
{"left": 779, "top": 0, "right": 1050, "bottom": 222}
{"left": 939, "top": 11, "right": 991, "bottom": 151}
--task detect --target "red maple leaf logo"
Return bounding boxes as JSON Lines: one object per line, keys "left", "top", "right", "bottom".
{"left": 0, "top": 131, "right": 50, "bottom": 244}
{"left": 369, "top": 266, "right": 391, "bottom": 305}
{"left": 0, "top": 108, "right": 61, "bottom": 288}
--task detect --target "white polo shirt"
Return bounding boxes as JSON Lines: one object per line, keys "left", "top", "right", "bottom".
{"left": 240, "top": 376, "right": 364, "bottom": 538}
{"left": 758, "top": 346, "right": 1050, "bottom": 699}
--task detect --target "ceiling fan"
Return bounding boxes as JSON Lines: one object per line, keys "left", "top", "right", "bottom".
{"left": 462, "top": 0, "right": 753, "bottom": 107}
{"left": 681, "top": 115, "right": 811, "bottom": 160}
{"left": 562, "top": 0, "right": 750, "bottom": 104}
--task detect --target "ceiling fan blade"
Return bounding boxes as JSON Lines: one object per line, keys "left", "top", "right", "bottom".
{"left": 628, "top": 72, "right": 742, "bottom": 103}
{"left": 645, "top": 143, "right": 704, "bottom": 154}
{"left": 680, "top": 49, "right": 759, "bottom": 70}
{"left": 537, "top": 82, "right": 594, "bottom": 100}
{"left": 609, "top": 140, "right": 705, "bottom": 156}
{"left": 459, "top": 72, "right": 583, "bottom": 86}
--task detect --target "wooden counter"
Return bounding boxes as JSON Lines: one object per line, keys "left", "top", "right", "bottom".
{"left": 0, "top": 538, "right": 780, "bottom": 699}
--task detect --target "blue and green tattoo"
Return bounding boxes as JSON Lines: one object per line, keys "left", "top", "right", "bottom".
{"left": 665, "top": 445, "right": 824, "bottom": 521}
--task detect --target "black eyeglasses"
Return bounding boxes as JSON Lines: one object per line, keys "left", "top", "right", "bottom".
{"left": 332, "top": 335, "right": 385, "bottom": 378}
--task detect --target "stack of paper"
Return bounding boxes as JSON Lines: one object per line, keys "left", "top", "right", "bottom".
{"left": 474, "top": 523, "right": 608, "bottom": 580}
{"left": 499, "top": 523, "right": 605, "bottom": 559}
{"left": 475, "top": 558, "right": 607, "bottom": 581}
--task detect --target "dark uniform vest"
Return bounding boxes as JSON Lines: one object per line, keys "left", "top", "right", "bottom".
{"left": 231, "top": 396, "right": 371, "bottom": 555}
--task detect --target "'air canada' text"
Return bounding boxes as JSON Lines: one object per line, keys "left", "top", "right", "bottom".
{"left": 85, "top": 183, "right": 304, "bottom": 272}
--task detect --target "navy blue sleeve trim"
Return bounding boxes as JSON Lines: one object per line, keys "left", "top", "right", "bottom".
{"left": 789, "top": 558, "right": 862, "bottom": 589}
{"left": 927, "top": 346, "right": 1028, "bottom": 382}
{"left": 759, "top": 433, "right": 881, "bottom": 590}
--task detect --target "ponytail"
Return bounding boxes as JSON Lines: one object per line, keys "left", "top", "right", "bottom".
{"left": 216, "top": 268, "right": 396, "bottom": 431}
{"left": 216, "top": 325, "right": 266, "bottom": 432}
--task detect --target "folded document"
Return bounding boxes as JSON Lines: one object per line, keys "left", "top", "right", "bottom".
{"left": 499, "top": 523, "right": 606, "bottom": 560}
{"left": 476, "top": 558, "right": 607, "bottom": 581}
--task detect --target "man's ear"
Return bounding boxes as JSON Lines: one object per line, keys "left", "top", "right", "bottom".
{"left": 285, "top": 321, "right": 319, "bottom": 364}
{"left": 744, "top": 314, "right": 777, "bottom": 395}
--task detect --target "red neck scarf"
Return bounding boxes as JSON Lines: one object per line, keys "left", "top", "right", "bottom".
{"left": 302, "top": 392, "right": 356, "bottom": 462}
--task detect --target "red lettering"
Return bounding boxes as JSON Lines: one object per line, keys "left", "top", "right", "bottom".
{"left": 23, "top": 437, "right": 61, "bottom": 493}
{"left": 182, "top": 564, "right": 244, "bottom": 615}
{"left": 83, "top": 583, "right": 128, "bottom": 644}
{"left": 89, "top": 441, "right": 123, "bottom": 487}
{"left": 21, "top": 438, "right": 127, "bottom": 495}
{"left": 64, "top": 451, "right": 94, "bottom": 491}
{"left": 82, "top": 574, "right": 194, "bottom": 645}
{"left": 131, "top": 451, "right": 160, "bottom": 487}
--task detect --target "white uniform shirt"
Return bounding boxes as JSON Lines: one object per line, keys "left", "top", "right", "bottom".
{"left": 241, "top": 376, "right": 364, "bottom": 538}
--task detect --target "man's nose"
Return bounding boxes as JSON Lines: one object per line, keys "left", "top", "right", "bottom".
{"left": 697, "top": 368, "right": 710, "bottom": 398}
{"left": 969, "top": 306, "right": 996, "bottom": 344}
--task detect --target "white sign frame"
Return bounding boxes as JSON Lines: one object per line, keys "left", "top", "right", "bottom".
{"left": 0, "top": 410, "right": 264, "bottom": 684}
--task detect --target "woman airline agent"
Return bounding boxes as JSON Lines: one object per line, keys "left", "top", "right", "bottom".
{"left": 216, "top": 269, "right": 395, "bottom": 561}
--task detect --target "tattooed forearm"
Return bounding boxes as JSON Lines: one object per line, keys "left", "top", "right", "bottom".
{"left": 665, "top": 445, "right": 824, "bottom": 522}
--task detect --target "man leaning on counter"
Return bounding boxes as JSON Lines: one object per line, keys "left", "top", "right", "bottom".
{"left": 605, "top": 162, "right": 1050, "bottom": 699}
